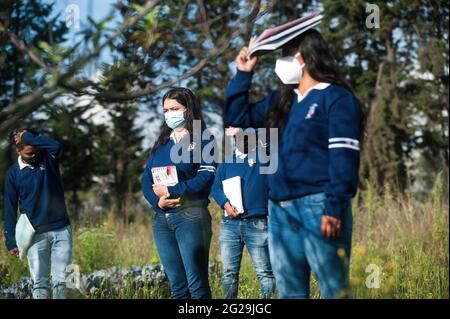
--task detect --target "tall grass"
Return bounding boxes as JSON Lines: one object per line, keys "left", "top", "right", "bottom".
{"left": 0, "top": 175, "right": 448, "bottom": 298}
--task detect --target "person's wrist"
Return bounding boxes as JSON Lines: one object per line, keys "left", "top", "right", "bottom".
{"left": 237, "top": 66, "right": 252, "bottom": 73}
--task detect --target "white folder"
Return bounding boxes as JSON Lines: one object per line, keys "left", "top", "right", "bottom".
{"left": 222, "top": 176, "right": 244, "bottom": 216}
{"left": 15, "top": 214, "right": 36, "bottom": 259}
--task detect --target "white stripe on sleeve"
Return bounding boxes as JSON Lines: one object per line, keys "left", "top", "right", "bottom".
{"left": 328, "top": 143, "right": 360, "bottom": 151}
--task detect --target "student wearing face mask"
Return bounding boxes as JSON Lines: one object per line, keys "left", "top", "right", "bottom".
{"left": 211, "top": 127, "right": 275, "bottom": 299}
{"left": 141, "top": 87, "right": 216, "bottom": 299}
{"left": 225, "top": 29, "right": 365, "bottom": 299}
{"left": 3, "top": 128, "right": 72, "bottom": 299}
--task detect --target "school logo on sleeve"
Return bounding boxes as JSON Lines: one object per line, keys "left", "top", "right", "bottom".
{"left": 305, "top": 103, "right": 318, "bottom": 119}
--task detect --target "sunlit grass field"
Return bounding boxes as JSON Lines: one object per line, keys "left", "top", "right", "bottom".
{"left": 0, "top": 176, "right": 448, "bottom": 299}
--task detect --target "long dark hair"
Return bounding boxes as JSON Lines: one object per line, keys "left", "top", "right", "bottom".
{"left": 265, "top": 29, "right": 366, "bottom": 142}
{"left": 151, "top": 87, "right": 206, "bottom": 155}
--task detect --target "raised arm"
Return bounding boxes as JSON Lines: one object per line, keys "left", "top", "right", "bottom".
{"left": 20, "top": 131, "right": 61, "bottom": 157}
{"left": 225, "top": 47, "right": 276, "bottom": 129}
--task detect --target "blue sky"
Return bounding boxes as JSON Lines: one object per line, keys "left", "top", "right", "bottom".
{"left": 48, "top": 0, "right": 119, "bottom": 75}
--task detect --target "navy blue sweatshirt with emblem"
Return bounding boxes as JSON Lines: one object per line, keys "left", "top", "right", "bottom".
{"left": 141, "top": 131, "right": 216, "bottom": 214}
{"left": 3, "top": 132, "right": 70, "bottom": 250}
{"left": 225, "top": 70, "right": 361, "bottom": 219}
{"left": 211, "top": 150, "right": 268, "bottom": 220}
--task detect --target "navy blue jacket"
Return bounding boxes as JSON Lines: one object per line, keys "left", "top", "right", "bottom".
{"left": 3, "top": 132, "right": 70, "bottom": 250}
{"left": 225, "top": 70, "right": 361, "bottom": 219}
{"left": 141, "top": 131, "right": 216, "bottom": 214}
{"left": 211, "top": 150, "right": 268, "bottom": 219}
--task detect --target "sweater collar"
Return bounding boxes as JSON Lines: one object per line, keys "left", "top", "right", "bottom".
{"left": 18, "top": 156, "right": 34, "bottom": 170}
{"left": 170, "top": 128, "right": 189, "bottom": 144}
{"left": 294, "top": 82, "right": 331, "bottom": 103}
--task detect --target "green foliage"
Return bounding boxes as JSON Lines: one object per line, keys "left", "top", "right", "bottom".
{"left": 0, "top": 253, "right": 29, "bottom": 286}
{"left": 73, "top": 225, "right": 118, "bottom": 273}
{"left": 320, "top": 0, "right": 449, "bottom": 190}
{"left": 0, "top": 0, "right": 68, "bottom": 209}
{"left": 0, "top": 176, "right": 447, "bottom": 298}
{"left": 349, "top": 176, "right": 449, "bottom": 298}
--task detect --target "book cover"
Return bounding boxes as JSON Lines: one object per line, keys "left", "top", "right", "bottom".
{"left": 247, "top": 12, "right": 323, "bottom": 57}
{"left": 151, "top": 166, "right": 179, "bottom": 186}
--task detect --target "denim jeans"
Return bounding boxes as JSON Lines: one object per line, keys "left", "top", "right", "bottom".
{"left": 268, "top": 193, "right": 352, "bottom": 299}
{"left": 27, "top": 225, "right": 73, "bottom": 299}
{"left": 152, "top": 207, "right": 212, "bottom": 299}
{"left": 220, "top": 218, "right": 275, "bottom": 299}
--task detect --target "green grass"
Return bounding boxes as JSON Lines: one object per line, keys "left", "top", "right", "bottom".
{"left": 0, "top": 175, "right": 448, "bottom": 298}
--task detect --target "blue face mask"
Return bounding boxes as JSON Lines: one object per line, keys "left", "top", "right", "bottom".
{"left": 164, "top": 110, "right": 186, "bottom": 129}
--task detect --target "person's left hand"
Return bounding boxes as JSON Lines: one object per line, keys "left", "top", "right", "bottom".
{"left": 153, "top": 184, "right": 169, "bottom": 198}
{"left": 321, "top": 215, "right": 341, "bottom": 239}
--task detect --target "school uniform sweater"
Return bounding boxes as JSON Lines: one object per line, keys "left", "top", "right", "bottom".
{"left": 225, "top": 70, "right": 361, "bottom": 219}
{"left": 3, "top": 132, "right": 70, "bottom": 250}
{"left": 211, "top": 150, "right": 268, "bottom": 219}
{"left": 141, "top": 131, "right": 216, "bottom": 214}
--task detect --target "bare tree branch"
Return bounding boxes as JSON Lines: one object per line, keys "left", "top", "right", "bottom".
{"left": 0, "top": 0, "right": 271, "bottom": 137}
{"left": 81, "top": 1, "right": 271, "bottom": 102}
{"left": 6, "top": 31, "right": 50, "bottom": 73}
{"left": 197, "top": 0, "right": 214, "bottom": 45}
{"left": 0, "top": 0, "right": 160, "bottom": 137}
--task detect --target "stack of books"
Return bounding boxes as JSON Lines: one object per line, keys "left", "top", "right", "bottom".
{"left": 247, "top": 12, "right": 323, "bottom": 58}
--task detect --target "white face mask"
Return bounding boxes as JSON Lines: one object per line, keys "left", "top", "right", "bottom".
{"left": 274, "top": 52, "right": 305, "bottom": 85}
{"left": 164, "top": 110, "right": 186, "bottom": 129}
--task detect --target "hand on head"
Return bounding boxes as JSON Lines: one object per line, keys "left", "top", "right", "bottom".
{"left": 236, "top": 47, "right": 258, "bottom": 72}
{"left": 13, "top": 128, "right": 27, "bottom": 146}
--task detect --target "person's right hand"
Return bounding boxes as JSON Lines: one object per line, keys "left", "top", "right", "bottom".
{"left": 14, "top": 130, "right": 25, "bottom": 145}
{"left": 224, "top": 202, "right": 239, "bottom": 218}
{"left": 236, "top": 47, "right": 257, "bottom": 72}
{"left": 8, "top": 248, "right": 19, "bottom": 258}
{"left": 158, "top": 194, "right": 181, "bottom": 209}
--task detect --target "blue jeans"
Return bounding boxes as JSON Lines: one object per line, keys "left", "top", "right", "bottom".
{"left": 152, "top": 207, "right": 212, "bottom": 299}
{"left": 27, "top": 225, "right": 73, "bottom": 299}
{"left": 268, "top": 193, "right": 352, "bottom": 299}
{"left": 220, "top": 218, "right": 275, "bottom": 299}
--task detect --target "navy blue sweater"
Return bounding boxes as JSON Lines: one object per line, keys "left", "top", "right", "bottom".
{"left": 225, "top": 70, "right": 361, "bottom": 219}
{"left": 211, "top": 150, "right": 268, "bottom": 219}
{"left": 3, "top": 132, "right": 70, "bottom": 250}
{"left": 141, "top": 132, "right": 216, "bottom": 214}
